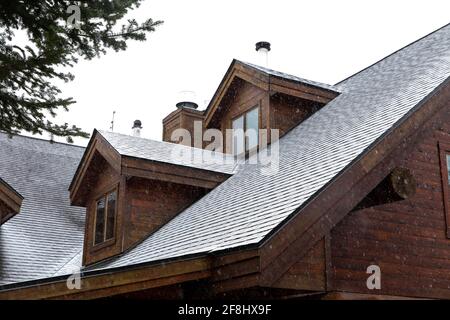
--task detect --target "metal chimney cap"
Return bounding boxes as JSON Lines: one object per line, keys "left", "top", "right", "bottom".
{"left": 176, "top": 101, "right": 199, "bottom": 110}
{"left": 132, "top": 119, "right": 142, "bottom": 129}
{"left": 255, "top": 41, "right": 271, "bottom": 52}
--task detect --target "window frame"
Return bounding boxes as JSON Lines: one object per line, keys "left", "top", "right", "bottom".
{"left": 438, "top": 141, "right": 450, "bottom": 238}
{"left": 231, "top": 105, "right": 260, "bottom": 157}
{"left": 92, "top": 187, "right": 118, "bottom": 249}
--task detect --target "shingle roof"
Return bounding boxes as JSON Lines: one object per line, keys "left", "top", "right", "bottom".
{"left": 91, "top": 23, "right": 450, "bottom": 271}
{"left": 98, "top": 130, "right": 237, "bottom": 175}
{"left": 0, "top": 134, "right": 85, "bottom": 286}
{"left": 240, "top": 60, "right": 341, "bottom": 93}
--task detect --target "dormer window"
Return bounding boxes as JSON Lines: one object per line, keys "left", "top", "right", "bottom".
{"left": 232, "top": 106, "right": 259, "bottom": 156}
{"left": 94, "top": 190, "right": 117, "bottom": 246}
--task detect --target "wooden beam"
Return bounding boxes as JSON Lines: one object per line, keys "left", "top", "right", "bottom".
{"left": 269, "top": 77, "right": 339, "bottom": 100}
{"left": 122, "top": 157, "right": 230, "bottom": 189}
{"left": 0, "top": 257, "right": 211, "bottom": 300}
{"left": 53, "top": 270, "right": 210, "bottom": 300}
{"left": 353, "top": 167, "right": 417, "bottom": 211}
{"left": 269, "top": 84, "right": 332, "bottom": 104}
{"left": 0, "top": 178, "right": 22, "bottom": 224}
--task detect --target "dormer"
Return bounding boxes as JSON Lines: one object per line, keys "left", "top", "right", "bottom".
{"left": 163, "top": 60, "right": 341, "bottom": 154}
{"left": 0, "top": 178, "right": 23, "bottom": 225}
{"left": 69, "top": 130, "right": 235, "bottom": 266}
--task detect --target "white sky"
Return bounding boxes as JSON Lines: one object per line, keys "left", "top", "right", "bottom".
{"left": 46, "top": 0, "right": 450, "bottom": 146}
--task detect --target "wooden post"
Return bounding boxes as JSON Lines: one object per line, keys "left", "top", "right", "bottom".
{"left": 353, "top": 167, "right": 416, "bottom": 210}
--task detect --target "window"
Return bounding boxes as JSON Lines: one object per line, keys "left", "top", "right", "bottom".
{"left": 93, "top": 190, "right": 117, "bottom": 246}
{"left": 232, "top": 107, "right": 259, "bottom": 156}
{"left": 232, "top": 115, "right": 245, "bottom": 155}
{"left": 439, "top": 142, "right": 450, "bottom": 238}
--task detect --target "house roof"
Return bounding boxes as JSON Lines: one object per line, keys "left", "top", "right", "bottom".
{"left": 1, "top": 23, "right": 450, "bottom": 288}
{"left": 98, "top": 130, "right": 237, "bottom": 175}
{"left": 241, "top": 61, "right": 342, "bottom": 94}
{"left": 89, "top": 23, "right": 450, "bottom": 271}
{"left": 0, "top": 134, "right": 86, "bottom": 286}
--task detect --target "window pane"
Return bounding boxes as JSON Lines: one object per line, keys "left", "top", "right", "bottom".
{"left": 232, "top": 116, "right": 245, "bottom": 156}
{"left": 245, "top": 107, "right": 259, "bottom": 151}
{"left": 446, "top": 155, "right": 450, "bottom": 183}
{"left": 94, "top": 198, "right": 105, "bottom": 245}
{"left": 105, "top": 192, "right": 117, "bottom": 240}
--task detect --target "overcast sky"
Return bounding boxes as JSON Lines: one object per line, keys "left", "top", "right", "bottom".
{"left": 48, "top": 0, "right": 450, "bottom": 145}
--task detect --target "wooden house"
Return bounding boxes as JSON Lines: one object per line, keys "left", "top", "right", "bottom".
{"left": 1, "top": 23, "right": 450, "bottom": 300}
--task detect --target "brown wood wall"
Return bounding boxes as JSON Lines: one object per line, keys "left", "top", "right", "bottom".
{"left": 163, "top": 109, "right": 205, "bottom": 145}
{"left": 329, "top": 104, "right": 450, "bottom": 299}
{"left": 270, "top": 93, "right": 323, "bottom": 137}
{"left": 122, "top": 177, "right": 207, "bottom": 250}
{"left": 274, "top": 239, "right": 326, "bottom": 291}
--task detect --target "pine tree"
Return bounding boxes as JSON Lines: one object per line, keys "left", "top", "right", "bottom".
{"left": 0, "top": 1, "right": 163, "bottom": 142}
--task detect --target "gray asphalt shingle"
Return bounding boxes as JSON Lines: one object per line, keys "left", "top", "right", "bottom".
{"left": 0, "top": 135, "right": 86, "bottom": 285}
{"left": 99, "top": 130, "right": 237, "bottom": 175}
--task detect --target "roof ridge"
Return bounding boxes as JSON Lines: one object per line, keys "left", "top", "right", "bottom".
{"left": 98, "top": 130, "right": 234, "bottom": 158}
{"left": 336, "top": 22, "right": 450, "bottom": 85}
{"left": 0, "top": 132, "right": 86, "bottom": 149}
{"left": 237, "top": 60, "right": 340, "bottom": 92}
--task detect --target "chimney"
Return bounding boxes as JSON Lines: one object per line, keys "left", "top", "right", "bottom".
{"left": 162, "top": 91, "right": 205, "bottom": 144}
{"left": 255, "top": 41, "right": 271, "bottom": 67}
{"left": 132, "top": 120, "right": 142, "bottom": 137}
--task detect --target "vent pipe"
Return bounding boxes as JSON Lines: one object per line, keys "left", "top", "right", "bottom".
{"left": 132, "top": 120, "right": 142, "bottom": 137}
{"left": 255, "top": 41, "right": 271, "bottom": 67}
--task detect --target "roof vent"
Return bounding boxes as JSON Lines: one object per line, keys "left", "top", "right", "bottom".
{"left": 176, "top": 101, "right": 199, "bottom": 110}
{"left": 255, "top": 41, "right": 271, "bottom": 67}
{"left": 132, "top": 120, "right": 142, "bottom": 137}
{"left": 176, "top": 91, "right": 198, "bottom": 110}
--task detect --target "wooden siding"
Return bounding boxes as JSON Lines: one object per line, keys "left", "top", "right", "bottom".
{"left": 329, "top": 101, "right": 450, "bottom": 299}
{"left": 162, "top": 108, "right": 205, "bottom": 145}
{"left": 122, "top": 177, "right": 207, "bottom": 250}
{"left": 270, "top": 93, "right": 324, "bottom": 137}
{"left": 272, "top": 239, "right": 326, "bottom": 291}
